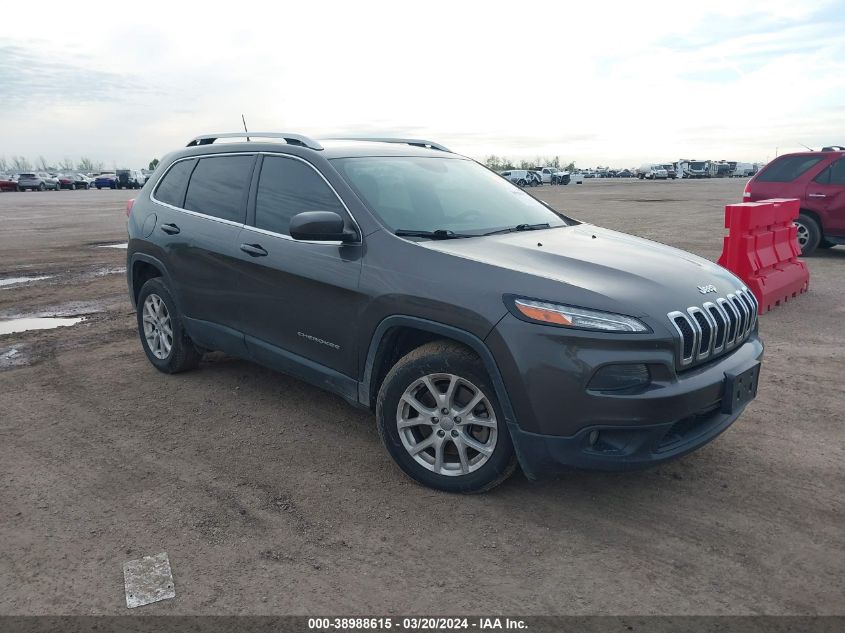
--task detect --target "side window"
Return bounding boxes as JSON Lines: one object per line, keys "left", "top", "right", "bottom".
{"left": 254, "top": 156, "right": 346, "bottom": 236}
{"left": 184, "top": 155, "right": 254, "bottom": 222}
{"left": 814, "top": 158, "right": 845, "bottom": 186}
{"left": 757, "top": 156, "right": 823, "bottom": 182}
{"left": 154, "top": 159, "right": 196, "bottom": 208}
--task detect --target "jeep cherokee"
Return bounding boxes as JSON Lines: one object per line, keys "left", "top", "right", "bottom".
{"left": 126, "top": 132, "right": 763, "bottom": 493}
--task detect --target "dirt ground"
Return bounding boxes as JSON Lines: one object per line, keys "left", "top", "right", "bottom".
{"left": 0, "top": 180, "right": 842, "bottom": 616}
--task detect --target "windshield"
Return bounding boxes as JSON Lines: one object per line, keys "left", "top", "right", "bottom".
{"left": 332, "top": 157, "right": 568, "bottom": 236}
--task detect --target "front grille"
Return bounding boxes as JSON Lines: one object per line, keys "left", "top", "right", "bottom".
{"left": 668, "top": 287, "right": 757, "bottom": 368}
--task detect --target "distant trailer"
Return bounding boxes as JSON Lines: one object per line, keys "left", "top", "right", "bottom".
{"left": 731, "top": 162, "right": 757, "bottom": 177}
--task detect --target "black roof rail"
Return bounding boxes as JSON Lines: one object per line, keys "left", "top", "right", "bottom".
{"left": 186, "top": 132, "right": 323, "bottom": 151}
{"left": 821, "top": 145, "right": 844, "bottom": 151}
{"left": 324, "top": 137, "right": 452, "bottom": 153}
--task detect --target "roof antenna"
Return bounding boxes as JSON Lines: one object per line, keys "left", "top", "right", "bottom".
{"left": 242, "top": 114, "right": 250, "bottom": 142}
{"left": 799, "top": 142, "right": 814, "bottom": 151}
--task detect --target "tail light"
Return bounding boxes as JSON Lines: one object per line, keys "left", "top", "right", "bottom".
{"left": 126, "top": 198, "right": 135, "bottom": 217}
{"left": 743, "top": 181, "right": 751, "bottom": 200}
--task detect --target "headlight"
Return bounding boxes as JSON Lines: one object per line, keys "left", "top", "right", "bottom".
{"left": 510, "top": 298, "right": 650, "bottom": 333}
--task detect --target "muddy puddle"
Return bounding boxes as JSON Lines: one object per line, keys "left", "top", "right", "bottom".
{"left": 0, "top": 275, "right": 53, "bottom": 288}
{"left": 0, "top": 346, "right": 27, "bottom": 369}
{"left": 0, "top": 316, "right": 86, "bottom": 336}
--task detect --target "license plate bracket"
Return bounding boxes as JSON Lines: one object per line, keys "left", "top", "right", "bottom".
{"left": 722, "top": 361, "right": 761, "bottom": 414}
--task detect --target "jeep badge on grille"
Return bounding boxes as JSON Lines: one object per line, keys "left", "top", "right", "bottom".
{"left": 698, "top": 284, "right": 717, "bottom": 294}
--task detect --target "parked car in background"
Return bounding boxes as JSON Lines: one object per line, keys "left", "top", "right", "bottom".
{"left": 499, "top": 170, "right": 536, "bottom": 187}
{"left": 660, "top": 164, "right": 677, "bottom": 179}
{"left": 116, "top": 169, "right": 145, "bottom": 189}
{"left": 567, "top": 172, "right": 584, "bottom": 185}
{"left": 0, "top": 174, "right": 19, "bottom": 192}
{"left": 95, "top": 173, "right": 118, "bottom": 189}
{"left": 536, "top": 167, "right": 568, "bottom": 185}
{"left": 616, "top": 169, "right": 634, "bottom": 178}
{"left": 17, "top": 172, "right": 60, "bottom": 191}
{"left": 743, "top": 147, "right": 845, "bottom": 255}
{"left": 58, "top": 174, "right": 93, "bottom": 190}
{"left": 637, "top": 164, "right": 668, "bottom": 180}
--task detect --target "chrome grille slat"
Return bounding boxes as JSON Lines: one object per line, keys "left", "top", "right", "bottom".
{"left": 704, "top": 301, "right": 727, "bottom": 354}
{"left": 737, "top": 288, "right": 757, "bottom": 333}
{"left": 730, "top": 293, "right": 748, "bottom": 338}
{"left": 718, "top": 297, "right": 740, "bottom": 348}
{"left": 668, "top": 288, "right": 756, "bottom": 369}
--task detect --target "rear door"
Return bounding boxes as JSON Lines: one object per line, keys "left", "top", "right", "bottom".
{"left": 152, "top": 154, "right": 256, "bottom": 341}
{"left": 807, "top": 157, "right": 845, "bottom": 237}
{"left": 749, "top": 154, "right": 825, "bottom": 201}
{"left": 234, "top": 153, "right": 364, "bottom": 378}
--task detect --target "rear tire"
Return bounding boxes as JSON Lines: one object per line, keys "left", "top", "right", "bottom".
{"left": 376, "top": 341, "right": 517, "bottom": 493}
{"left": 136, "top": 278, "right": 201, "bottom": 374}
{"left": 794, "top": 213, "right": 821, "bottom": 256}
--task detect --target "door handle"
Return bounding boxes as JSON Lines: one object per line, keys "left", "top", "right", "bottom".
{"left": 807, "top": 193, "right": 826, "bottom": 198}
{"left": 160, "top": 223, "right": 181, "bottom": 235}
{"left": 240, "top": 243, "right": 268, "bottom": 257}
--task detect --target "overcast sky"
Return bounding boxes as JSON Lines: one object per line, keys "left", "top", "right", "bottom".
{"left": 1, "top": 0, "right": 843, "bottom": 169}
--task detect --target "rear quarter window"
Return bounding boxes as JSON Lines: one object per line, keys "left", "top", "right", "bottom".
{"left": 813, "top": 158, "right": 845, "bottom": 186}
{"left": 756, "top": 155, "right": 824, "bottom": 182}
{"left": 154, "top": 159, "right": 196, "bottom": 208}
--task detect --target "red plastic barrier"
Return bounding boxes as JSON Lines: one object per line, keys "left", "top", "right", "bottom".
{"left": 717, "top": 198, "right": 809, "bottom": 313}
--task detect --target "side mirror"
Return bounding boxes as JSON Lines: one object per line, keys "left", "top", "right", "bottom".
{"left": 289, "top": 211, "right": 357, "bottom": 243}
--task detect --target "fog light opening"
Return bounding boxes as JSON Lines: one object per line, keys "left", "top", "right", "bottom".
{"left": 587, "top": 363, "right": 651, "bottom": 392}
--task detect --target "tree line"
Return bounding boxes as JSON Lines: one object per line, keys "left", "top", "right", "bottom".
{"left": 484, "top": 155, "right": 576, "bottom": 172}
{"left": 0, "top": 157, "right": 161, "bottom": 173}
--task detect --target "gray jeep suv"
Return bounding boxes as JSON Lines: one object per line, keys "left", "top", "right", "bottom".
{"left": 127, "top": 133, "right": 763, "bottom": 493}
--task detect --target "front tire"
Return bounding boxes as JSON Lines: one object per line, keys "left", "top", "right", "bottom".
{"left": 376, "top": 342, "right": 517, "bottom": 493}
{"left": 794, "top": 213, "right": 821, "bottom": 256}
{"left": 136, "top": 278, "right": 201, "bottom": 374}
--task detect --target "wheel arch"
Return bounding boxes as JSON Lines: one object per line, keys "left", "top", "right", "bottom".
{"left": 129, "top": 253, "right": 176, "bottom": 309}
{"left": 798, "top": 208, "right": 824, "bottom": 232}
{"left": 359, "top": 316, "right": 517, "bottom": 427}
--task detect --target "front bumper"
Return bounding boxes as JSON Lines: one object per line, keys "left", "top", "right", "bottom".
{"left": 508, "top": 402, "right": 746, "bottom": 477}
{"left": 486, "top": 314, "right": 764, "bottom": 478}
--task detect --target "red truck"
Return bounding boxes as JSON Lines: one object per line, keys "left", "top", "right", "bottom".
{"left": 743, "top": 146, "right": 845, "bottom": 255}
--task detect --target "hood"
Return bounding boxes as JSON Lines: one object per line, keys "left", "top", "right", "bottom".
{"left": 419, "top": 224, "right": 744, "bottom": 321}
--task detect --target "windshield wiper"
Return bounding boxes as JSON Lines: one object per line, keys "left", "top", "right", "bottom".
{"left": 395, "top": 229, "right": 474, "bottom": 240}
{"left": 482, "top": 223, "right": 551, "bottom": 236}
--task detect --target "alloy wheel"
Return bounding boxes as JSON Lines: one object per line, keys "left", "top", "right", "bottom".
{"left": 396, "top": 373, "right": 498, "bottom": 476}
{"left": 794, "top": 221, "right": 809, "bottom": 248}
{"left": 142, "top": 293, "right": 174, "bottom": 359}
